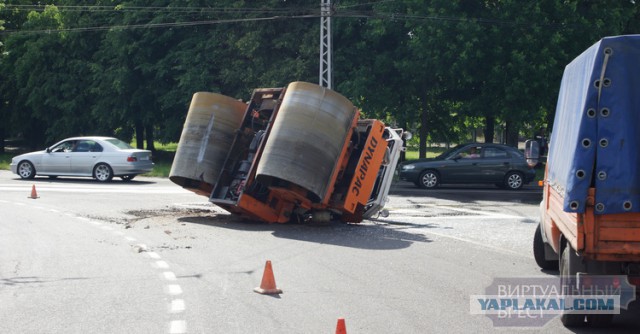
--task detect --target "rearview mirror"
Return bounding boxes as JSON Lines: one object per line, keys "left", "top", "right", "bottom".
{"left": 524, "top": 139, "right": 540, "bottom": 168}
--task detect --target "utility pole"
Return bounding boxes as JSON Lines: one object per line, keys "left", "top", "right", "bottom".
{"left": 319, "top": 0, "right": 332, "bottom": 89}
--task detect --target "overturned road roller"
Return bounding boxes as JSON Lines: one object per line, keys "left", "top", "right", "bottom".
{"left": 170, "top": 82, "right": 406, "bottom": 224}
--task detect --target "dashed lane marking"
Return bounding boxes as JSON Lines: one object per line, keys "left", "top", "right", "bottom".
{"left": 166, "top": 284, "right": 183, "bottom": 296}
{"left": 3, "top": 200, "right": 187, "bottom": 333}
{"left": 169, "top": 320, "right": 187, "bottom": 334}
{"left": 170, "top": 299, "right": 185, "bottom": 313}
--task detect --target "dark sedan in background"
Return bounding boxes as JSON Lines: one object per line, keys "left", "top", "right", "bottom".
{"left": 399, "top": 143, "right": 536, "bottom": 190}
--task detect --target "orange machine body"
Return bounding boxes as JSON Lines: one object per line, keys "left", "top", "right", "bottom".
{"left": 207, "top": 86, "right": 390, "bottom": 224}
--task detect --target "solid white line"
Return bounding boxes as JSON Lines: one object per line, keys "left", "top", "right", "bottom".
{"left": 147, "top": 252, "right": 161, "bottom": 259}
{"left": 169, "top": 320, "right": 186, "bottom": 334}
{"left": 389, "top": 211, "right": 521, "bottom": 220}
{"left": 125, "top": 236, "right": 137, "bottom": 242}
{"left": 170, "top": 299, "right": 185, "bottom": 313}
{"left": 163, "top": 272, "right": 177, "bottom": 281}
{"left": 0, "top": 185, "right": 190, "bottom": 194}
{"left": 420, "top": 229, "right": 534, "bottom": 259}
{"left": 166, "top": 284, "right": 183, "bottom": 295}
{"left": 443, "top": 206, "right": 521, "bottom": 218}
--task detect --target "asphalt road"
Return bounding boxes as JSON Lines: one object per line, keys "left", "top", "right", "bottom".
{"left": 1, "top": 171, "right": 639, "bottom": 333}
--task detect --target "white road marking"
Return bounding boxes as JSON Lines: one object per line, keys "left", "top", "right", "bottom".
{"left": 169, "top": 320, "right": 186, "bottom": 334}
{"left": 4, "top": 200, "right": 188, "bottom": 334}
{"left": 155, "top": 261, "right": 170, "bottom": 269}
{"left": 166, "top": 284, "right": 183, "bottom": 295}
{"left": 418, "top": 229, "right": 533, "bottom": 259}
{"left": 389, "top": 208, "right": 521, "bottom": 219}
{"left": 170, "top": 299, "right": 185, "bottom": 313}
{"left": 0, "top": 185, "right": 190, "bottom": 194}
{"left": 163, "top": 272, "right": 177, "bottom": 281}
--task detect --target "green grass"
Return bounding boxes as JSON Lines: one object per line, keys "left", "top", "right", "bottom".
{"left": 404, "top": 147, "right": 446, "bottom": 160}
{"left": 0, "top": 153, "right": 12, "bottom": 170}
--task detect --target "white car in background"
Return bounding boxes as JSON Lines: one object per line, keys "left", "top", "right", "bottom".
{"left": 10, "top": 136, "right": 154, "bottom": 182}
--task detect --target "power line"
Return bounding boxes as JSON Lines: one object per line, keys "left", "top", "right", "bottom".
{"left": 0, "top": 3, "right": 571, "bottom": 36}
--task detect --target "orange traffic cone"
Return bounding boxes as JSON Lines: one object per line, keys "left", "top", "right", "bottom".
{"left": 335, "top": 318, "right": 347, "bottom": 334}
{"left": 253, "top": 260, "right": 282, "bottom": 294}
{"left": 29, "top": 185, "right": 39, "bottom": 199}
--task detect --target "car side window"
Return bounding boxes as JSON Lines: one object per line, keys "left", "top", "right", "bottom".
{"left": 51, "top": 141, "right": 76, "bottom": 153}
{"left": 483, "top": 147, "right": 509, "bottom": 159}
{"left": 461, "top": 146, "right": 482, "bottom": 159}
{"left": 91, "top": 142, "right": 103, "bottom": 152}
{"left": 74, "top": 140, "right": 91, "bottom": 152}
{"left": 73, "top": 140, "right": 103, "bottom": 152}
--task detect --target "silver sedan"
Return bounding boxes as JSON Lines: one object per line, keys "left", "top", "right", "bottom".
{"left": 10, "top": 136, "right": 154, "bottom": 182}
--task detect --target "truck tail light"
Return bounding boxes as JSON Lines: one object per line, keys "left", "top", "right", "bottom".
{"left": 127, "top": 156, "right": 137, "bottom": 162}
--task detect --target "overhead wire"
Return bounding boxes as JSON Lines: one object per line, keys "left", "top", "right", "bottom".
{"left": 0, "top": 2, "right": 568, "bottom": 36}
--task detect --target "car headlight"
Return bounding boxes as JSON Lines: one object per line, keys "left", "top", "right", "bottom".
{"left": 402, "top": 164, "right": 415, "bottom": 170}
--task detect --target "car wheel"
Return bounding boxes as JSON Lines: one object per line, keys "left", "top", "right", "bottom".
{"left": 504, "top": 171, "right": 524, "bottom": 190}
{"left": 121, "top": 175, "right": 136, "bottom": 182}
{"left": 93, "top": 163, "right": 113, "bottom": 182}
{"left": 17, "top": 161, "right": 36, "bottom": 179}
{"left": 533, "top": 225, "right": 559, "bottom": 270}
{"left": 417, "top": 170, "right": 439, "bottom": 189}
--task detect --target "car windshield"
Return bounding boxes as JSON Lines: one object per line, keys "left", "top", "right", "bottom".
{"left": 105, "top": 138, "right": 134, "bottom": 150}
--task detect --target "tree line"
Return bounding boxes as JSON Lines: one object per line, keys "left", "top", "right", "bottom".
{"left": 1, "top": 0, "right": 639, "bottom": 156}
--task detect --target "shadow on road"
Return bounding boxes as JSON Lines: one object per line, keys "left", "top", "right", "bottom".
{"left": 178, "top": 214, "right": 432, "bottom": 251}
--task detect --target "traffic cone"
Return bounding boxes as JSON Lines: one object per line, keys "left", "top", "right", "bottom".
{"left": 253, "top": 260, "right": 282, "bottom": 294}
{"left": 335, "top": 318, "right": 347, "bottom": 334}
{"left": 29, "top": 185, "right": 39, "bottom": 199}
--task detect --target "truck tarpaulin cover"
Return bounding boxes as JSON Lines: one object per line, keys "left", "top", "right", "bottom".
{"left": 548, "top": 35, "right": 640, "bottom": 214}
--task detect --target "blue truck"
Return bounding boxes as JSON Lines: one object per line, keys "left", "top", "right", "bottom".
{"left": 534, "top": 35, "right": 640, "bottom": 327}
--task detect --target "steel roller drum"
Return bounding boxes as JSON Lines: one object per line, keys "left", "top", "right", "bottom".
{"left": 170, "top": 92, "right": 246, "bottom": 192}
{"left": 255, "top": 82, "right": 357, "bottom": 202}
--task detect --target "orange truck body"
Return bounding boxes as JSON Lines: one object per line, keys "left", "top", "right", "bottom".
{"left": 542, "top": 185, "right": 640, "bottom": 262}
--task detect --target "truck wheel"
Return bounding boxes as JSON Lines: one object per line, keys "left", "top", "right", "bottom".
{"left": 560, "top": 243, "right": 587, "bottom": 327}
{"left": 417, "top": 170, "right": 439, "bottom": 189}
{"left": 533, "top": 225, "right": 559, "bottom": 270}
